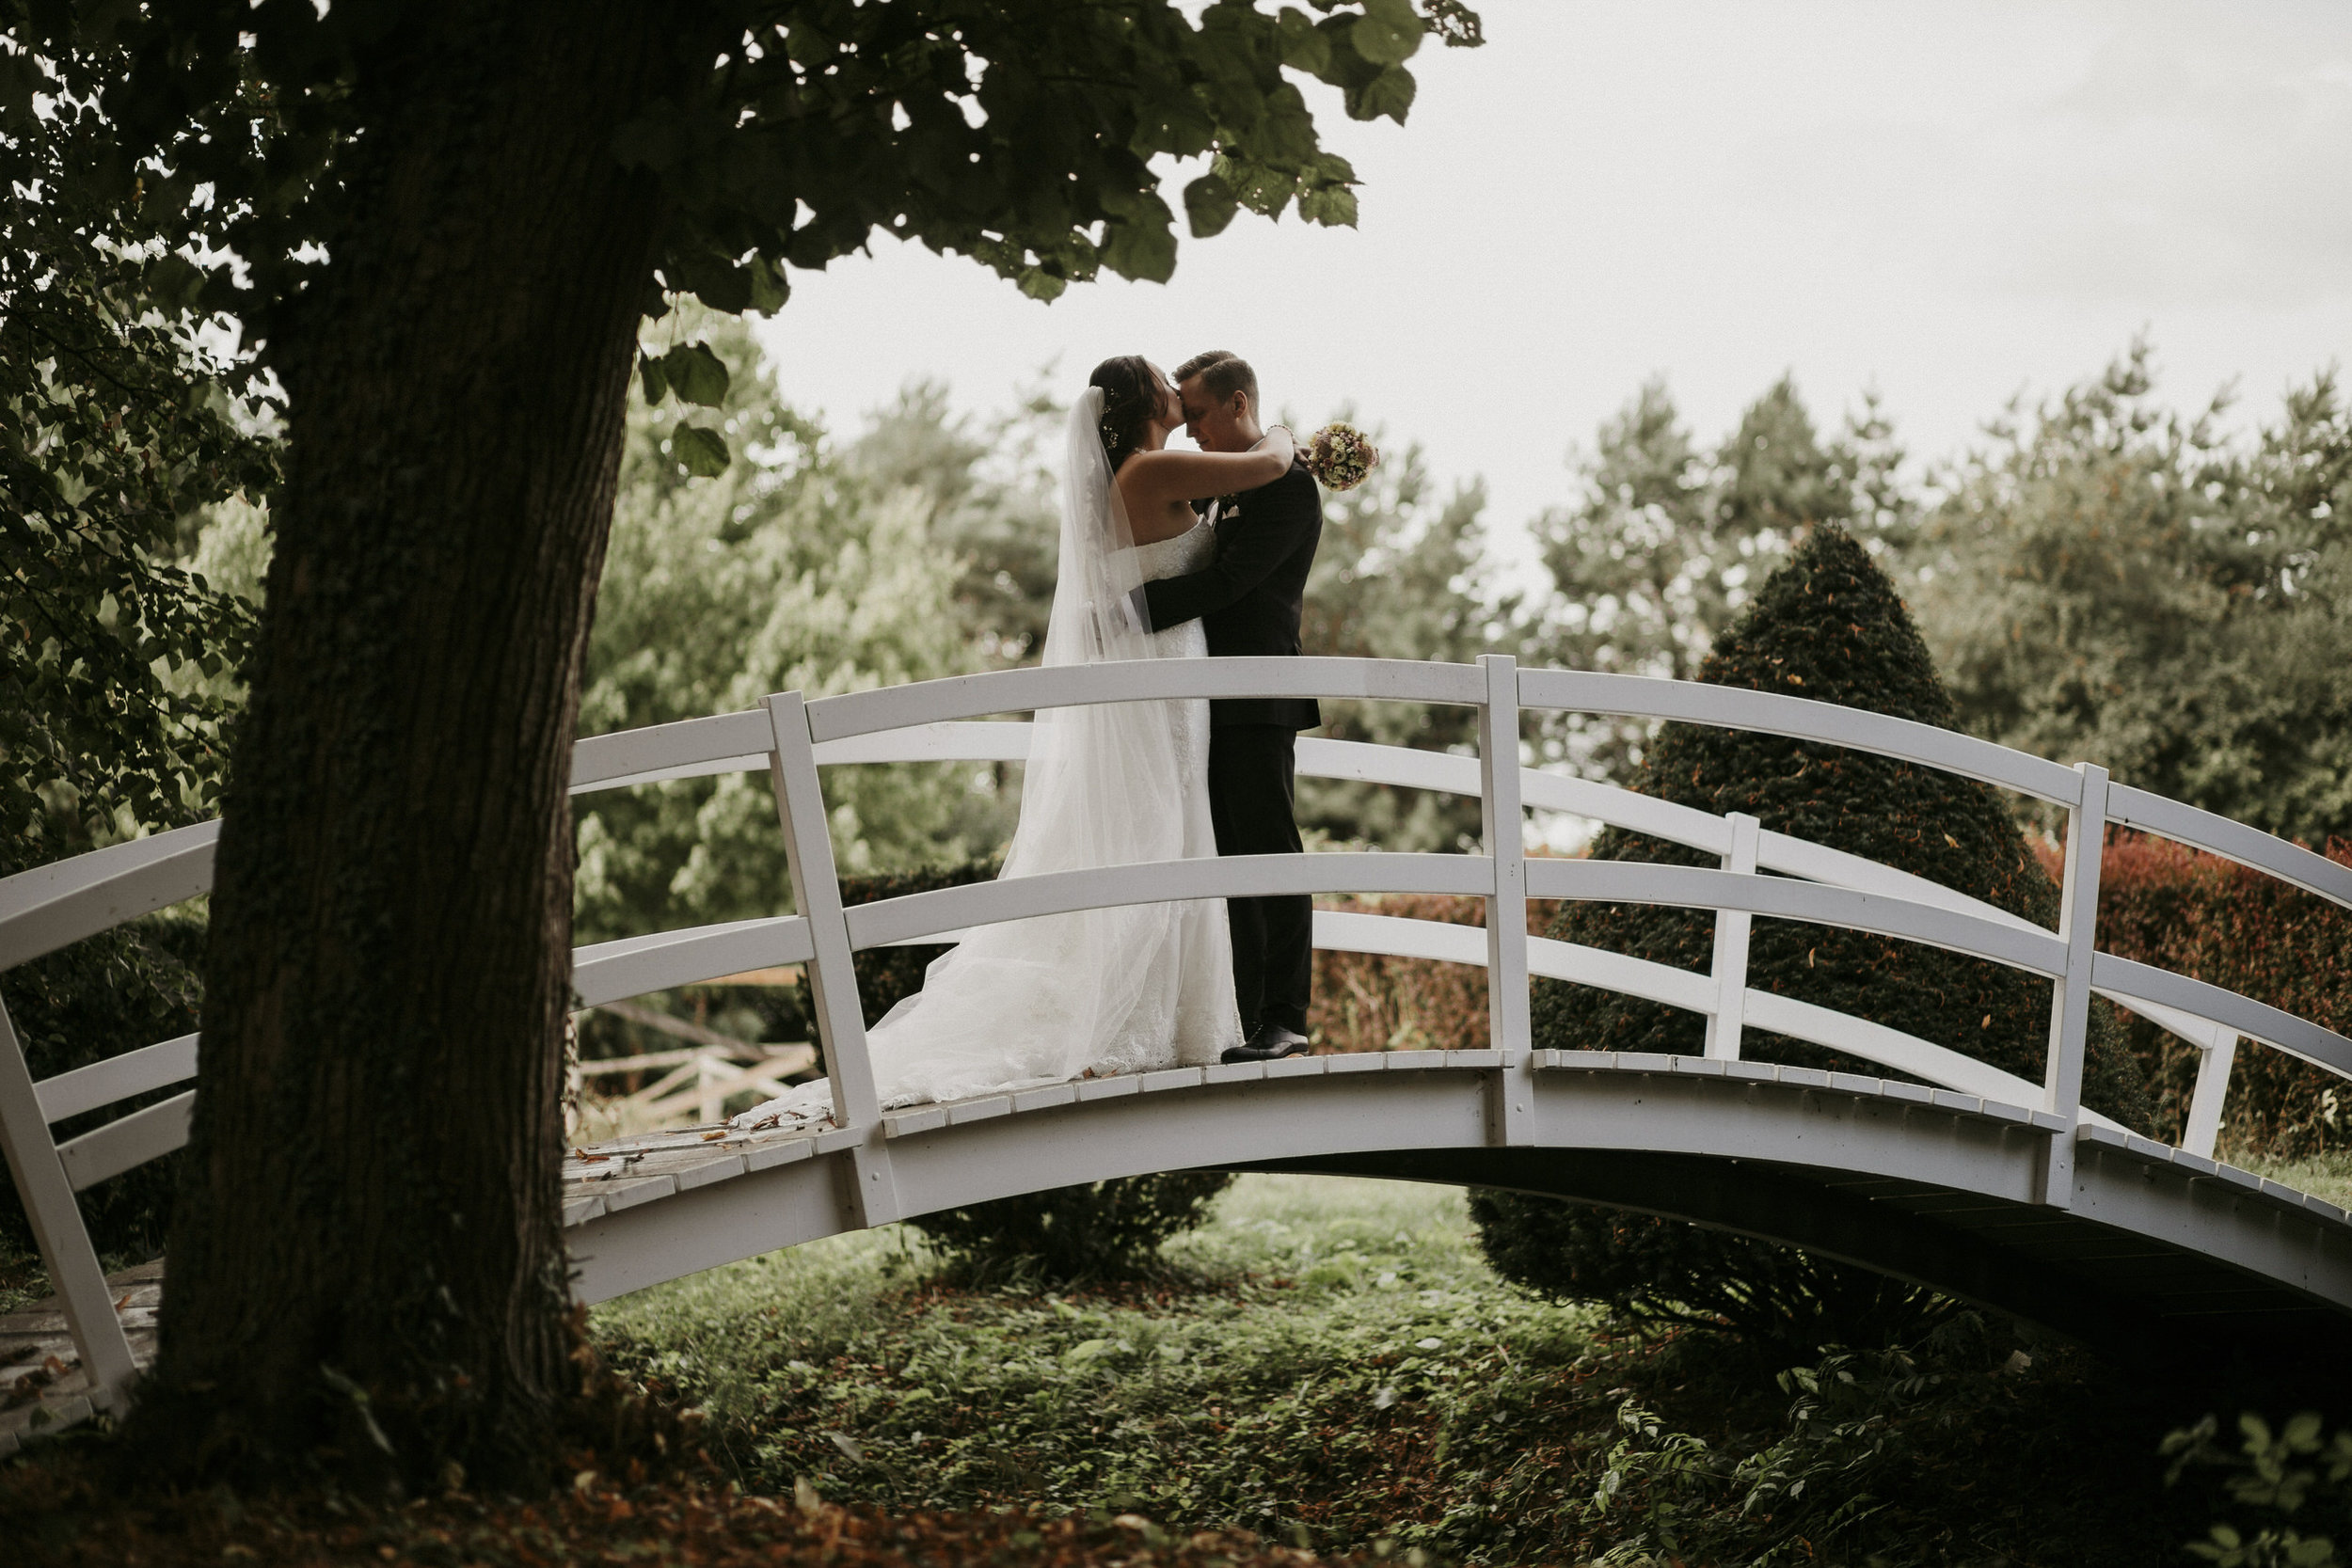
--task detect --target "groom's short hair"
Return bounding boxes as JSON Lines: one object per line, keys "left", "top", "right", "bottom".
{"left": 1176, "top": 350, "right": 1256, "bottom": 409}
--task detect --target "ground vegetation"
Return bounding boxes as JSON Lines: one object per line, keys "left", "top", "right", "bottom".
{"left": 586, "top": 1173, "right": 2250, "bottom": 1567}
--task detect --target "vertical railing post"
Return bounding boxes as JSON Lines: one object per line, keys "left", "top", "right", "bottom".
{"left": 1704, "top": 813, "right": 1761, "bottom": 1061}
{"left": 2040, "top": 761, "right": 2110, "bottom": 1207}
{"left": 1478, "top": 655, "right": 1534, "bottom": 1146}
{"left": 2183, "top": 1034, "right": 2238, "bottom": 1163}
{"left": 765, "top": 691, "right": 898, "bottom": 1227}
{"left": 0, "top": 1000, "right": 139, "bottom": 1405}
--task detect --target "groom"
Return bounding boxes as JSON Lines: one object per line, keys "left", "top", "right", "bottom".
{"left": 1142, "top": 351, "right": 1322, "bottom": 1063}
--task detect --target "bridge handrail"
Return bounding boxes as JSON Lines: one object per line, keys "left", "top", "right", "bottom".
{"left": 7, "top": 651, "right": 2347, "bottom": 1409}
{"left": 2107, "top": 783, "right": 2352, "bottom": 913}
{"left": 567, "top": 719, "right": 2236, "bottom": 1059}
{"left": 1514, "top": 668, "right": 2088, "bottom": 805}
{"left": 0, "top": 819, "right": 221, "bottom": 972}
{"left": 803, "top": 657, "right": 1487, "bottom": 743}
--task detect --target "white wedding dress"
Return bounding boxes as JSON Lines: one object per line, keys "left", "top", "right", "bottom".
{"left": 734, "top": 391, "right": 1243, "bottom": 1130}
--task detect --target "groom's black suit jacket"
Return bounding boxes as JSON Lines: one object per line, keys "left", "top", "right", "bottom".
{"left": 1141, "top": 460, "right": 1323, "bottom": 731}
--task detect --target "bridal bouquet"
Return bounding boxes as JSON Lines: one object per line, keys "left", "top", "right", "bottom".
{"left": 1301, "top": 421, "right": 1380, "bottom": 492}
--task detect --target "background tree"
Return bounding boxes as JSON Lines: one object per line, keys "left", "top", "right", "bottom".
{"left": 8, "top": 0, "right": 1483, "bottom": 1488}
{"left": 574, "top": 317, "right": 993, "bottom": 948}
{"left": 1910, "top": 345, "right": 2352, "bottom": 845}
{"left": 0, "top": 26, "right": 278, "bottom": 875}
{"left": 1533, "top": 374, "right": 1907, "bottom": 783}
{"left": 850, "top": 377, "right": 1066, "bottom": 671}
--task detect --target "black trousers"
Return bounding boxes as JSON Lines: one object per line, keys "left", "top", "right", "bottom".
{"left": 1207, "top": 724, "right": 1312, "bottom": 1036}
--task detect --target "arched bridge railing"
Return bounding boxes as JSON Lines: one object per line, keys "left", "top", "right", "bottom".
{"left": 5, "top": 654, "right": 2351, "bottom": 1416}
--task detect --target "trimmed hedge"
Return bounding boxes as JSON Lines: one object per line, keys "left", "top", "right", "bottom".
{"left": 910, "top": 1171, "right": 1233, "bottom": 1286}
{"left": 2094, "top": 832, "right": 2352, "bottom": 1156}
{"left": 1479, "top": 524, "right": 2153, "bottom": 1347}
{"left": 1525, "top": 524, "right": 2150, "bottom": 1124}
{"left": 820, "top": 862, "right": 1232, "bottom": 1282}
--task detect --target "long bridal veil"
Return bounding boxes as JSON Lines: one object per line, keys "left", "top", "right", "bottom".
{"left": 736, "top": 388, "right": 1207, "bottom": 1124}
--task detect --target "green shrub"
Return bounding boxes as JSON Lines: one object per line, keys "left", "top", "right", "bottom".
{"left": 2164, "top": 1411, "right": 2352, "bottom": 1566}
{"left": 0, "top": 911, "right": 205, "bottom": 1267}
{"left": 1481, "top": 524, "right": 2153, "bottom": 1348}
{"left": 826, "top": 860, "right": 1232, "bottom": 1284}
{"left": 1466, "top": 1189, "right": 1951, "bottom": 1357}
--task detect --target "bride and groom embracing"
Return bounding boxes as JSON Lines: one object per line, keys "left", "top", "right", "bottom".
{"left": 737, "top": 350, "right": 1340, "bottom": 1131}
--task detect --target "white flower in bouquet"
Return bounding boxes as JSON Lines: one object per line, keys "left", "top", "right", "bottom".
{"left": 1302, "top": 421, "right": 1380, "bottom": 492}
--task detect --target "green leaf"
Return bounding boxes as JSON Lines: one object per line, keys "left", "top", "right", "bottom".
{"left": 1103, "top": 219, "right": 1177, "bottom": 284}
{"left": 1100, "top": 192, "right": 1179, "bottom": 283}
{"left": 1017, "top": 269, "right": 1070, "bottom": 303}
{"left": 1351, "top": 0, "right": 1424, "bottom": 66}
{"left": 746, "top": 254, "right": 789, "bottom": 314}
{"left": 1276, "top": 8, "right": 1332, "bottom": 73}
{"left": 143, "top": 254, "right": 207, "bottom": 309}
{"left": 660, "top": 342, "right": 730, "bottom": 408}
{"left": 637, "top": 352, "right": 670, "bottom": 405}
{"left": 673, "top": 424, "right": 731, "bottom": 478}
{"left": 1184, "top": 173, "right": 1240, "bottom": 240}
{"left": 671, "top": 249, "right": 754, "bottom": 314}
{"left": 1344, "top": 64, "right": 1417, "bottom": 123}
{"left": 1296, "top": 178, "right": 1358, "bottom": 228}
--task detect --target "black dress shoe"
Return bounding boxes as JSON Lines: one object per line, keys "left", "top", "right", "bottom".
{"left": 1220, "top": 1024, "right": 1312, "bottom": 1064}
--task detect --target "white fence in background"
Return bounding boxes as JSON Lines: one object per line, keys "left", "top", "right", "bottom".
{"left": 4, "top": 654, "right": 2350, "bottom": 1412}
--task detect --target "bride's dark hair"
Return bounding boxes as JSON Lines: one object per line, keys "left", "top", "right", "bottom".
{"left": 1088, "top": 355, "right": 1160, "bottom": 471}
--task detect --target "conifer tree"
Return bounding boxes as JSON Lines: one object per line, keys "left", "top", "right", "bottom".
{"left": 1534, "top": 522, "right": 2149, "bottom": 1117}
{"left": 1476, "top": 524, "right": 2152, "bottom": 1350}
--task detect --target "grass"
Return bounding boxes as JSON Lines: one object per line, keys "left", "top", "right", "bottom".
{"left": 592, "top": 1174, "right": 2239, "bottom": 1566}
{"left": 2237, "top": 1147, "right": 2352, "bottom": 1210}
{"left": 596, "top": 1178, "right": 1589, "bottom": 1555}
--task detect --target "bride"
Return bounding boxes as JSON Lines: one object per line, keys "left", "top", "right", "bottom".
{"left": 735, "top": 356, "right": 1299, "bottom": 1128}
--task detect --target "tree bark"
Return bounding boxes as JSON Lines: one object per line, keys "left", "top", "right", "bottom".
{"left": 136, "top": 2, "right": 699, "bottom": 1489}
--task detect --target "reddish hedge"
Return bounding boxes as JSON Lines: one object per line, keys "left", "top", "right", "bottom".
{"left": 1308, "top": 839, "right": 2352, "bottom": 1160}
{"left": 1309, "top": 893, "right": 1490, "bottom": 1053}
{"left": 2090, "top": 832, "right": 2352, "bottom": 1156}
{"left": 1307, "top": 892, "right": 1571, "bottom": 1055}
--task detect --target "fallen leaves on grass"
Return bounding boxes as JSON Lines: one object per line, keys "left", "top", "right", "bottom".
{"left": 2, "top": 1453, "right": 1380, "bottom": 1568}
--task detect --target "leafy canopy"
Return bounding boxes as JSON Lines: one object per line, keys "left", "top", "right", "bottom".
{"left": 21, "top": 0, "right": 1480, "bottom": 469}
{"left": 0, "top": 16, "right": 279, "bottom": 871}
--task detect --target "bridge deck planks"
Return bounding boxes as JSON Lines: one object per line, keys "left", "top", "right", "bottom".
{"left": 0, "top": 1259, "right": 159, "bottom": 1458}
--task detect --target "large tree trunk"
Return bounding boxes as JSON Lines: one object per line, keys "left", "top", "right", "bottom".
{"left": 136, "top": 3, "right": 697, "bottom": 1490}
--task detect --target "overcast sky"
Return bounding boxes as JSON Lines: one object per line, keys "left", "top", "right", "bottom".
{"left": 755, "top": 1, "right": 2352, "bottom": 579}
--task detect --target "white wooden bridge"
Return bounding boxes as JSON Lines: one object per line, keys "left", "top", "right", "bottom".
{"left": 6, "top": 656, "right": 2352, "bottom": 1448}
